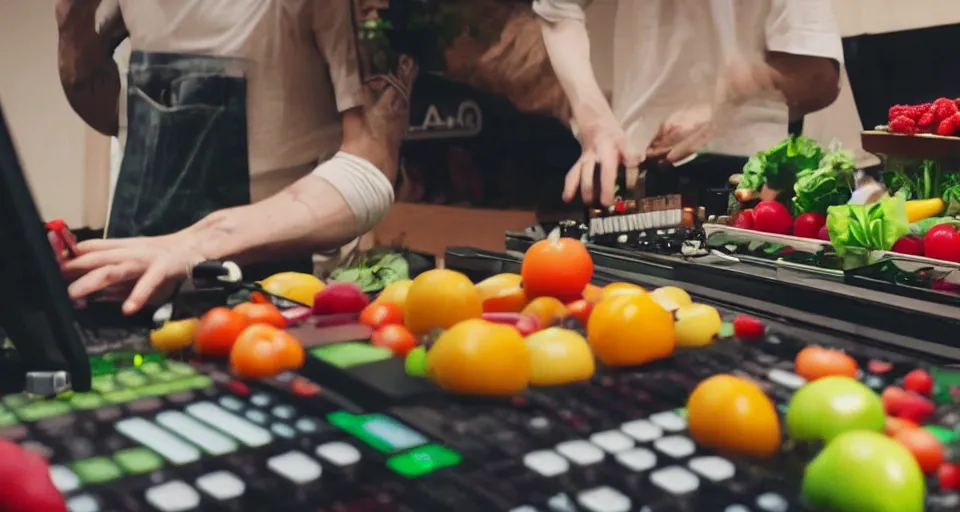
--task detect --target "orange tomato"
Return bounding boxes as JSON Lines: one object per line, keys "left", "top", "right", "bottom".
{"left": 601, "top": 282, "right": 646, "bottom": 300}
{"left": 371, "top": 324, "right": 418, "bottom": 356}
{"left": 233, "top": 302, "right": 287, "bottom": 329}
{"left": 521, "top": 238, "right": 594, "bottom": 303}
{"left": 359, "top": 303, "right": 405, "bottom": 330}
{"left": 688, "top": 374, "right": 781, "bottom": 458}
{"left": 404, "top": 269, "right": 483, "bottom": 335}
{"left": 521, "top": 297, "right": 568, "bottom": 327}
{"left": 587, "top": 293, "right": 675, "bottom": 366}
{"left": 895, "top": 427, "right": 944, "bottom": 475}
{"left": 885, "top": 416, "right": 919, "bottom": 437}
{"left": 582, "top": 284, "right": 604, "bottom": 303}
{"left": 373, "top": 279, "right": 413, "bottom": 308}
{"left": 195, "top": 307, "right": 250, "bottom": 357}
{"left": 229, "top": 324, "right": 305, "bottom": 379}
{"left": 475, "top": 273, "right": 528, "bottom": 313}
{"left": 565, "top": 299, "right": 593, "bottom": 325}
{"left": 795, "top": 346, "right": 858, "bottom": 381}
{"left": 425, "top": 319, "right": 530, "bottom": 396}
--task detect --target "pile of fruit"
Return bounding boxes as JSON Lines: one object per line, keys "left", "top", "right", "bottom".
{"left": 888, "top": 98, "right": 960, "bottom": 136}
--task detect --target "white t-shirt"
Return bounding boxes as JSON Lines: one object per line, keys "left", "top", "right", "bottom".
{"left": 115, "top": 0, "right": 364, "bottom": 180}
{"left": 534, "top": 0, "right": 845, "bottom": 157}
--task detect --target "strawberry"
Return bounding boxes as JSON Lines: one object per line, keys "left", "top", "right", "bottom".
{"left": 918, "top": 111, "right": 938, "bottom": 132}
{"left": 889, "top": 115, "right": 918, "bottom": 135}
{"left": 903, "top": 369, "right": 934, "bottom": 396}
{"left": 732, "top": 314, "right": 765, "bottom": 339}
{"left": 888, "top": 104, "right": 910, "bottom": 121}
{"left": 935, "top": 98, "right": 960, "bottom": 121}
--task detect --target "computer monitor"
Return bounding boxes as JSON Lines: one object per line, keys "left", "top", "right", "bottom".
{"left": 0, "top": 102, "right": 91, "bottom": 394}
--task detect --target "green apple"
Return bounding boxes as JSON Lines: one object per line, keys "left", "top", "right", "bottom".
{"left": 404, "top": 346, "right": 428, "bottom": 377}
{"left": 802, "top": 430, "right": 925, "bottom": 512}
{"left": 786, "top": 376, "right": 885, "bottom": 441}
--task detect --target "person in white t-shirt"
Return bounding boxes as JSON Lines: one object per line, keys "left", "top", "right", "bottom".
{"left": 56, "top": 0, "right": 411, "bottom": 313}
{"left": 533, "top": 0, "right": 845, "bottom": 206}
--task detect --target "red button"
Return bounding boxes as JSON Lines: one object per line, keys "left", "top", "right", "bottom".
{"left": 291, "top": 378, "right": 320, "bottom": 397}
{"left": 868, "top": 360, "right": 893, "bottom": 374}
{"left": 226, "top": 381, "right": 251, "bottom": 396}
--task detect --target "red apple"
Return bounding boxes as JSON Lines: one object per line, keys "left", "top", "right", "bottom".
{"left": 924, "top": 224, "right": 960, "bottom": 262}
{"left": 312, "top": 283, "right": 370, "bottom": 316}
{"left": 752, "top": 201, "right": 793, "bottom": 235}
{"left": 794, "top": 213, "right": 827, "bottom": 239}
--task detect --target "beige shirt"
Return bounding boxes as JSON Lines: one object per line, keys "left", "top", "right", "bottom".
{"left": 115, "top": 0, "right": 364, "bottom": 184}
{"left": 535, "top": 0, "right": 845, "bottom": 157}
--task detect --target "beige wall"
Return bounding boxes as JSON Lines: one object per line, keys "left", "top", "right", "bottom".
{"left": 2, "top": 0, "right": 957, "bottom": 228}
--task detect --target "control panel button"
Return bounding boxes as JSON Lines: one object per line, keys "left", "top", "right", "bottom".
{"left": 67, "top": 494, "right": 100, "bottom": 512}
{"left": 156, "top": 411, "right": 237, "bottom": 456}
{"left": 316, "top": 442, "right": 362, "bottom": 467}
{"left": 620, "top": 420, "right": 663, "bottom": 442}
{"left": 556, "top": 440, "right": 605, "bottom": 466}
{"left": 267, "top": 451, "right": 323, "bottom": 484}
{"left": 614, "top": 448, "right": 657, "bottom": 472}
{"left": 186, "top": 402, "right": 272, "bottom": 448}
{"left": 196, "top": 471, "right": 246, "bottom": 501}
{"left": 653, "top": 436, "right": 696, "bottom": 459}
{"left": 649, "top": 412, "right": 687, "bottom": 432}
{"left": 49, "top": 465, "right": 80, "bottom": 493}
{"left": 589, "top": 431, "right": 635, "bottom": 454}
{"left": 145, "top": 480, "right": 201, "bottom": 512}
{"left": 115, "top": 418, "right": 201, "bottom": 465}
{"left": 577, "top": 486, "right": 632, "bottom": 512}
{"left": 270, "top": 423, "right": 297, "bottom": 439}
{"left": 387, "top": 444, "right": 462, "bottom": 478}
{"left": 650, "top": 466, "right": 700, "bottom": 495}
{"left": 688, "top": 456, "right": 736, "bottom": 482}
{"left": 523, "top": 450, "right": 570, "bottom": 477}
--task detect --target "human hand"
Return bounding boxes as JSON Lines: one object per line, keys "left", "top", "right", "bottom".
{"left": 62, "top": 231, "right": 207, "bottom": 315}
{"left": 563, "top": 117, "right": 641, "bottom": 207}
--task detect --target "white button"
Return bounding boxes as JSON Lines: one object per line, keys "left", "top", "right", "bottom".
{"left": 196, "top": 471, "right": 245, "bottom": 501}
{"left": 653, "top": 436, "right": 696, "bottom": 458}
{"left": 577, "top": 486, "right": 632, "bottom": 512}
{"left": 620, "top": 420, "right": 663, "bottom": 442}
{"left": 186, "top": 402, "right": 272, "bottom": 447}
{"left": 589, "top": 431, "right": 635, "bottom": 453}
{"left": 155, "top": 411, "right": 237, "bottom": 456}
{"left": 756, "top": 493, "right": 790, "bottom": 512}
{"left": 556, "top": 440, "right": 605, "bottom": 466}
{"left": 49, "top": 465, "right": 80, "bottom": 493}
{"left": 271, "top": 423, "right": 297, "bottom": 439}
{"left": 767, "top": 369, "right": 806, "bottom": 390}
{"left": 650, "top": 466, "right": 700, "bottom": 495}
{"left": 218, "top": 396, "right": 244, "bottom": 412}
{"left": 115, "top": 418, "right": 201, "bottom": 465}
{"left": 145, "top": 481, "right": 201, "bottom": 512}
{"left": 272, "top": 405, "right": 296, "bottom": 419}
{"left": 316, "top": 442, "right": 362, "bottom": 467}
{"left": 615, "top": 448, "right": 657, "bottom": 472}
{"left": 267, "top": 451, "right": 323, "bottom": 484}
{"left": 689, "top": 456, "right": 736, "bottom": 482}
{"left": 295, "top": 418, "right": 319, "bottom": 433}
{"left": 250, "top": 393, "right": 273, "bottom": 408}
{"left": 245, "top": 410, "right": 269, "bottom": 424}
{"left": 67, "top": 495, "right": 100, "bottom": 512}
{"left": 725, "top": 506, "right": 751, "bottom": 512}
{"left": 649, "top": 412, "right": 686, "bottom": 432}
{"left": 509, "top": 507, "right": 538, "bottom": 512}
{"left": 523, "top": 450, "right": 570, "bottom": 477}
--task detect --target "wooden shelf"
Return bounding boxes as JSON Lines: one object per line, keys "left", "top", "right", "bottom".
{"left": 861, "top": 130, "right": 960, "bottom": 159}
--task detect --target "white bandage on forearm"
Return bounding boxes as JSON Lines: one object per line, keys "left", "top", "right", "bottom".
{"left": 533, "top": 0, "right": 588, "bottom": 22}
{"left": 312, "top": 152, "right": 395, "bottom": 233}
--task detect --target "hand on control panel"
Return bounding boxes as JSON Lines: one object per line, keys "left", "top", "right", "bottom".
{"left": 0, "top": 440, "right": 67, "bottom": 512}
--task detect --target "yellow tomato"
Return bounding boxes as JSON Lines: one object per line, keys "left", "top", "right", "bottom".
{"left": 525, "top": 328, "right": 595, "bottom": 386}
{"left": 674, "top": 304, "right": 722, "bottom": 347}
{"left": 150, "top": 319, "right": 199, "bottom": 353}
{"left": 687, "top": 374, "right": 781, "bottom": 458}
{"left": 259, "top": 272, "right": 326, "bottom": 307}
{"left": 404, "top": 269, "right": 483, "bottom": 335}
{"left": 426, "top": 319, "right": 530, "bottom": 396}
{"left": 650, "top": 286, "right": 693, "bottom": 312}
{"left": 475, "top": 273, "right": 528, "bottom": 313}
{"left": 587, "top": 293, "right": 674, "bottom": 366}
{"left": 521, "top": 296, "right": 568, "bottom": 327}
{"left": 373, "top": 279, "right": 414, "bottom": 309}
{"left": 602, "top": 282, "right": 646, "bottom": 300}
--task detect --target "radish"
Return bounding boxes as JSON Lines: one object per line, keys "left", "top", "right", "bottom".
{"left": 793, "top": 213, "right": 827, "bottom": 239}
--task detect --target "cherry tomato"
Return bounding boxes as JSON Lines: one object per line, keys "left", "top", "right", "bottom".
{"left": 924, "top": 224, "right": 960, "bottom": 263}
{"left": 195, "top": 307, "right": 250, "bottom": 357}
{"left": 565, "top": 300, "right": 593, "bottom": 326}
{"left": 903, "top": 369, "right": 934, "bottom": 396}
{"left": 794, "top": 346, "right": 858, "bottom": 381}
{"left": 371, "top": 324, "right": 418, "bottom": 356}
{"left": 229, "top": 324, "right": 305, "bottom": 379}
{"left": 521, "top": 238, "right": 594, "bottom": 303}
{"left": 233, "top": 302, "right": 287, "bottom": 329}
{"left": 884, "top": 416, "right": 919, "bottom": 437}
{"left": 939, "top": 463, "right": 960, "bottom": 491}
{"left": 732, "top": 315, "right": 765, "bottom": 339}
{"left": 895, "top": 427, "right": 944, "bottom": 475}
{"left": 359, "top": 303, "right": 405, "bottom": 330}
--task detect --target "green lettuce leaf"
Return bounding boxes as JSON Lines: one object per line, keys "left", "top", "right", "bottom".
{"left": 792, "top": 145, "right": 856, "bottom": 215}
{"left": 826, "top": 195, "right": 909, "bottom": 255}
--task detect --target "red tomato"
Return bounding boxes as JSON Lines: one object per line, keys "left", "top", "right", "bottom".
{"left": 895, "top": 428, "right": 944, "bottom": 475}
{"left": 565, "top": 300, "right": 593, "bottom": 326}
{"left": 924, "top": 224, "right": 960, "bottom": 262}
{"left": 903, "top": 369, "right": 934, "bottom": 396}
{"left": 195, "top": 307, "right": 250, "bottom": 357}
{"left": 371, "top": 324, "right": 418, "bottom": 356}
{"left": 359, "top": 303, "right": 404, "bottom": 330}
{"left": 521, "top": 238, "right": 594, "bottom": 303}
{"left": 891, "top": 235, "right": 925, "bottom": 256}
{"left": 752, "top": 201, "right": 793, "bottom": 235}
{"left": 939, "top": 463, "right": 960, "bottom": 491}
{"left": 793, "top": 213, "right": 826, "bottom": 239}
{"left": 732, "top": 315, "right": 765, "bottom": 339}
{"left": 233, "top": 302, "right": 287, "bottom": 328}
{"left": 731, "top": 209, "right": 755, "bottom": 229}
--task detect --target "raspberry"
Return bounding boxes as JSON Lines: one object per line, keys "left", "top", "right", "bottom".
{"left": 935, "top": 98, "right": 959, "bottom": 121}
{"left": 904, "top": 103, "right": 931, "bottom": 120}
{"left": 889, "top": 115, "right": 918, "bottom": 134}
{"left": 732, "top": 314, "right": 765, "bottom": 339}
{"left": 918, "top": 111, "right": 938, "bottom": 131}
{"left": 936, "top": 113, "right": 960, "bottom": 136}
{"left": 888, "top": 104, "right": 909, "bottom": 121}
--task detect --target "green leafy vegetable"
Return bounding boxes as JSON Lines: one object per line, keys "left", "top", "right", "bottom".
{"left": 792, "top": 144, "right": 856, "bottom": 215}
{"left": 330, "top": 251, "right": 410, "bottom": 292}
{"left": 826, "top": 195, "right": 909, "bottom": 255}
{"left": 736, "top": 136, "right": 824, "bottom": 208}
{"left": 910, "top": 217, "right": 960, "bottom": 237}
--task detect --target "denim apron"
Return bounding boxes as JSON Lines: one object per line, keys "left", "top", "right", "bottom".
{"left": 106, "top": 51, "right": 250, "bottom": 239}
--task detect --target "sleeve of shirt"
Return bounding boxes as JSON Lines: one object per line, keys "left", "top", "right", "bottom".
{"left": 532, "top": 0, "right": 589, "bottom": 23}
{"left": 313, "top": 0, "right": 365, "bottom": 112}
{"left": 765, "top": 0, "right": 845, "bottom": 64}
